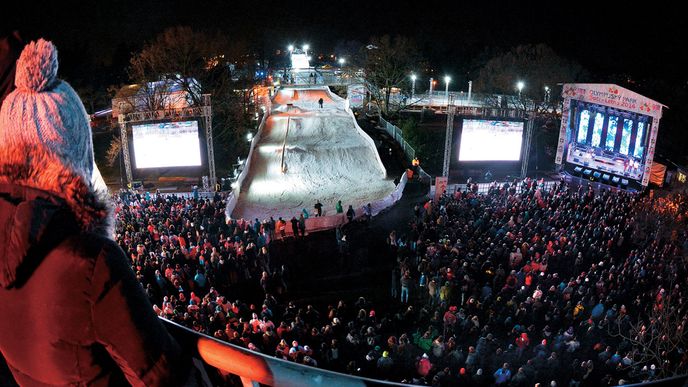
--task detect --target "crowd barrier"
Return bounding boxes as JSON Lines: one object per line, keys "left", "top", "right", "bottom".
{"left": 378, "top": 116, "right": 415, "bottom": 163}
{"left": 276, "top": 170, "right": 408, "bottom": 237}
{"left": 440, "top": 180, "right": 558, "bottom": 196}
{"left": 377, "top": 116, "right": 431, "bottom": 184}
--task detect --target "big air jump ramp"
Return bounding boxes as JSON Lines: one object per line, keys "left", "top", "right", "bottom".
{"left": 229, "top": 86, "right": 397, "bottom": 223}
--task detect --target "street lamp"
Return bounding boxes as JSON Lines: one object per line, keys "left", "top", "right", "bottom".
{"left": 428, "top": 77, "right": 434, "bottom": 107}
{"left": 288, "top": 45, "right": 294, "bottom": 53}
{"left": 303, "top": 44, "right": 309, "bottom": 56}
{"left": 516, "top": 81, "right": 525, "bottom": 99}
{"left": 338, "top": 57, "right": 345, "bottom": 66}
{"left": 444, "top": 75, "right": 451, "bottom": 106}
{"left": 410, "top": 73, "right": 417, "bottom": 99}
{"left": 544, "top": 85, "right": 550, "bottom": 103}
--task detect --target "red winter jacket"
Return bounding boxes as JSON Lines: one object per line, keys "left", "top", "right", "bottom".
{"left": 0, "top": 156, "right": 188, "bottom": 386}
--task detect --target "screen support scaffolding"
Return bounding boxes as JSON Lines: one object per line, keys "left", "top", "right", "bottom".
{"left": 521, "top": 116, "right": 534, "bottom": 179}
{"left": 442, "top": 105, "right": 456, "bottom": 177}
{"left": 117, "top": 94, "right": 215, "bottom": 187}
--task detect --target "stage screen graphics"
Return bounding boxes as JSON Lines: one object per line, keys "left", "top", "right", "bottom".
{"left": 458, "top": 119, "right": 524, "bottom": 161}
{"left": 556, "top": 84, "right": 664, "bottom": 187}
{"left": 565, "top": 100, "right": 652, "bottom": 181}
{"left": 132, "top": 121, "right": 202, "bottom": 169}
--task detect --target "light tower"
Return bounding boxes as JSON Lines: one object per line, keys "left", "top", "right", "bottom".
{"left": 444, "top": 75, "right": 451, "bottom": 107}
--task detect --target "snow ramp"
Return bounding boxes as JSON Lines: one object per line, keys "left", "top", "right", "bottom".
{"left": 230, "top": 86, "right": 395, "bottom": 222}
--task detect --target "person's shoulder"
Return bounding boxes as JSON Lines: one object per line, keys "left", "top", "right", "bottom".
{"left": 67, "top": 232, "right": 128, "bottom": 266}
{"left": 42, "top": 233, "right": 126, "bottom": 289}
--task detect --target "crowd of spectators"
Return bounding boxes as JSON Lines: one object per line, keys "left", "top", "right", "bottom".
{"left": 113, "top": 190, "right": 289, "bottom": 321}
{"left": 383, "top": 179, "right": 688, "bottom": 385}
{"left": 113, "top": 178, "right": 688, "bottom": 386}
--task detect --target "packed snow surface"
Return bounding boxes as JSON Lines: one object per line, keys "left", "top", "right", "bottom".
{"left": 231, "top": 87, "right": 395, "bottom": 220}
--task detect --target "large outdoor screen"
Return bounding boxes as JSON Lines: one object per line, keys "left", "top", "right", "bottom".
{"left": 564, "top": 100, "right": 652, "bottom": 181}
{"left": 458, "top": 119, "right": 524, "bottom": 161}
{"left": 132, "top": 121, "right": 202, "bottom": 169}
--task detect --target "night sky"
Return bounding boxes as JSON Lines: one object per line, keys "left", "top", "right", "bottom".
{"left": 8, "top": 1, "right": 685, "bottom": 79}
{"left": 6, "top": 0, "right": 688, "bottom": 157}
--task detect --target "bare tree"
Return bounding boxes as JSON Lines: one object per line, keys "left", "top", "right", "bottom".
{"left": 114, "top": 26, "right": 253, "bottom": 171}
{"left": 127, "top": 26, "right": 235, "bottom": 106}
{"left": 607, "top": 279, "right": 688, "bottom": 378}
{"left": 359, "top": 35, "right": 425, "bottom": 117}
{"left": 474, "top": 44, "right": 587, "bottom": 118}
{"left": 105, "top": 134, "right": 122, "bottom": 168}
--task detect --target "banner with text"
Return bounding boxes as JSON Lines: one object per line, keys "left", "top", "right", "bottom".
{"left": 435, "top": 177, "right": 448, "bottom": 202}
{"left": 561, "top": 84, "right": 664, "bottom": 119}
{"left": 555, "top": 95, "right": 572, "bottom": 165}
{"left": 347, "top": 84, "right": 367, "bottom": 108}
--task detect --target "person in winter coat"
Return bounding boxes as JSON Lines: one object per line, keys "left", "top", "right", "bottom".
{"left": 364, "top": 203, "right": 372, "bottom": 220}
{"left": 416, "top": 353, "right": 432, "bottom": 377}
{"left": 376, "top": 351, "right": 394, "bottom": 378}
{"left": 0, "top": 40, "right": 188, "bottom": 386}
{"left": 439, "top": 281, "right": 452, "bottom": 303}
{"left": 290, "top": 216, "right": 299, "bottom": 237}
{"left": 346, "top": 205, "right": 355, "bottom": 222}
{"left": 428, "top": 279, "right": 438, "bottom": 306}
{"left": 515, "top": 332, "right": 530, "bottom": 358}
{"left": 278, "top": 217, "right": 287, "bottom": 239}
{"left": 400, "top": 271, "right": 412, "bottom": 303}
{"left": 493, "top": 362, "right": 512, "bottom": 385}
{"left": 298, "top": 213, "right": 307, "bottom": 236}
{"left": 465, "top": 346, "right": 478, "bottom": 371}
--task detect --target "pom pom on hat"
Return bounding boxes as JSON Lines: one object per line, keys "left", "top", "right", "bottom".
{"left": 1, "top": 38, "right": 96, "bottom": 188}
{"left": 15, "top": 39, "right": 58, "bottom": 92}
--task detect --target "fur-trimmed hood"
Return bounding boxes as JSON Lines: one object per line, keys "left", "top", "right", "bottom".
{"left": 0, "top": 144, "right": 113, "bottom": 288}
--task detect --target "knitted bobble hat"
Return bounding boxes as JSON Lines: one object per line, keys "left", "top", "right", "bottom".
{"left": 0, "top": 38, "right": 94, "bottom": 182}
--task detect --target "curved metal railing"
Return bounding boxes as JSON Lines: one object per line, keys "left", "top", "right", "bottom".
{"left": 161, "top": 319, "right": 422, "bottom": 387}
{"left": 160, "top": 319, "right": 688, "bottom": 387}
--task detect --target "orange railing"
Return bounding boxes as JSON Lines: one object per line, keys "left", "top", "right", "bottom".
{"left": 161, "top": 319, "right": 419, "bottom": 387}
{"left": 160, "top": 318, "right": 688, "bottom": 387}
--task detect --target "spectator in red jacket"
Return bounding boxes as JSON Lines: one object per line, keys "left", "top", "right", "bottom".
{"left": 515, "top": 332, "right": 530, "bottom": 358}
{"left": 417, "top": 353, "right": 432, "bottom": 377}
{"left": 0, "top": 40, "right": 188, "bottom": 386}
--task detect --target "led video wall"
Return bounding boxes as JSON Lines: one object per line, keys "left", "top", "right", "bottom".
{"left": 132, "top": 120, "right": 202, "bottom": 169}
{"left": 458, "top": 119, "right": 524, "bottom": 161}
{"left": 565, "top": 101, "right": 651, "bottom": 180}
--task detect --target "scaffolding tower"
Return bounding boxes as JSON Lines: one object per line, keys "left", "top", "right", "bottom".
{"left": 117, "top": 94, "right": 215, "bottom": 187}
